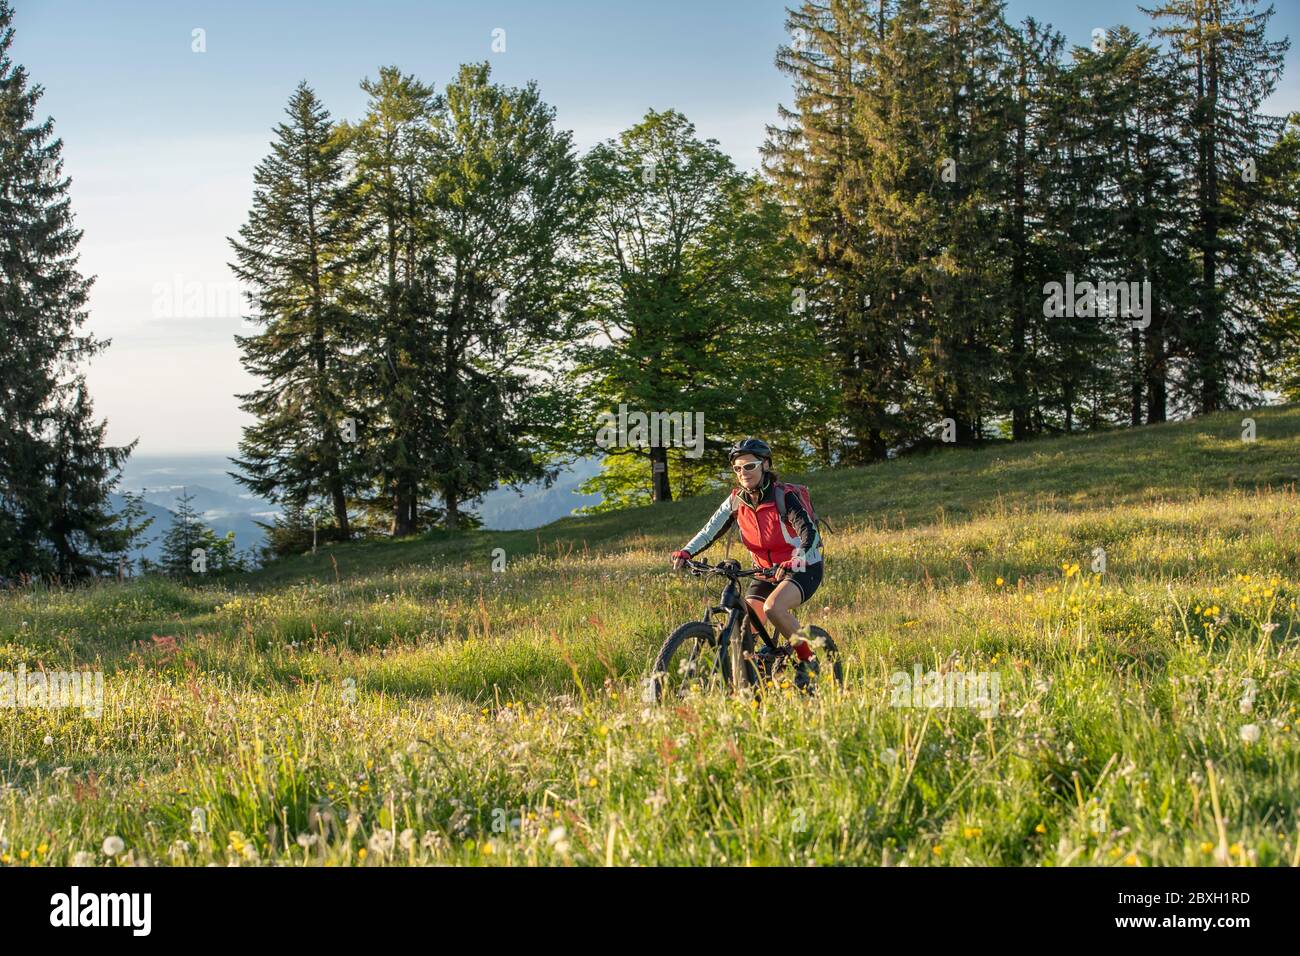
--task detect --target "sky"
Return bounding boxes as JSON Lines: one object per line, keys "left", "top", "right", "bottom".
{"left": 10, "top": 0, "right": 1300, "bottom": 455}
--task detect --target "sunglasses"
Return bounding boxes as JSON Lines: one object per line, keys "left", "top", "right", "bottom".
{"left": 731, "top": 460, "right": 764, "bottom": 474}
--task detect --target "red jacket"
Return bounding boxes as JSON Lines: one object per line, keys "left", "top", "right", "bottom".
{"left": 681, "top": 478, "right": 822, "bottom": 569}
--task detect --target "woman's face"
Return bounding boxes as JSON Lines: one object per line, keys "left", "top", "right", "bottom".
{"left": 731, "top": 454, "right": 766, "bottom": 491}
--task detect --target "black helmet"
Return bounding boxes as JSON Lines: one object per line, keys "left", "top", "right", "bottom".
{"left": 728, "top": 437, "right": 772, "bottom": 463}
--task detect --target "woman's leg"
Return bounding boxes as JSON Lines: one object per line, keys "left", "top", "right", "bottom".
{"left": 761, "top": 580, "right": 803, "bottom": 640}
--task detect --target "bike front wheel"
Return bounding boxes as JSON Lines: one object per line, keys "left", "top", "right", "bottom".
{"left": 647, "top": 620, "right": 735, "bottom": 702}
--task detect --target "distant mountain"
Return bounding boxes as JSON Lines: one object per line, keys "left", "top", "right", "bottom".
{"left": 111, "top": 454, "right": 606, "bottom": 558}
{"left": 474, "top": 458, "right": 603, "bottom": 529}
{"left": 105, "top": 492, "right": 174, "bottom": 566}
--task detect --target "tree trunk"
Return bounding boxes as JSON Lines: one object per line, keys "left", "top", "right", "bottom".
{"left": 650, "top": 446, "right": 672, "bottom": 503}
{"left": 329, "top": 462, "right": 350, "bottom": 539}
{"left": 445, "top": 490, "right": 460, "bottom": 531}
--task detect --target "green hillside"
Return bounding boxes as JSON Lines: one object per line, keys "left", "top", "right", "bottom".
{"left": 2, "top": 406, "right": 1299, "bottom": 865}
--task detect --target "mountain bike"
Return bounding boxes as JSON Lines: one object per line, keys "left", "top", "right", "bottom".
{"left": 647, "top": 558, "right": 843, "bottom": 701}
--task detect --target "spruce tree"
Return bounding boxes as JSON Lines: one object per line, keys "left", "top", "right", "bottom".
{"left": 157, "top": 489, "right": 204, "bottom": 578}
{"left": 230, "top": 82, "right": 360, "bottom": 539}
{"left": 764, "top": 0, "right": 901, "bottom": 463}
{"left": 1145, "top": 0, "right": 1291, "bottom": 412}
{"left": 0, "top": 1, "right": 133, "bottom": 580}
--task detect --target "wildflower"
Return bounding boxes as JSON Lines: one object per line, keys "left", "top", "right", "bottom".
{"left": 963, "top": 827, "right": 982, "bottom": 839}
{"left": 644, "top": 790, "right": 668, "bottom": 815}
{"left": 399, "top": 829, "right": 416, "bottom": 851}
{"left": 1034, "top": 823, "right": 1046, "bottom": 834}
{"left": 43, "top": 735, "right": 53, "bottom": 746}
{"left": 102, "top": 836, "right": 124, "bottom": 857}
{"left": 1240, "top": 724, "right": 1261, "bottom": 744}
{"left": 995, "top": 577, "right": 1004, "bottom": 587}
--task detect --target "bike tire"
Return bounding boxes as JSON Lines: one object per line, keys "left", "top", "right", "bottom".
{"left": 800, "top": 625, "right": 844, "bottom": 689}
{"left": 649, "top": 620, "right": 734, "bottom": 702}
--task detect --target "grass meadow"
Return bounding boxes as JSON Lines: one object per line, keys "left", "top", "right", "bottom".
{"left": 2, "top": 406, "right": 1300, "bottom": 866}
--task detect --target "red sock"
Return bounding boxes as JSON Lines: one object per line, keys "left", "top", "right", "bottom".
{"left": 793, "top": 638, "right": 814, "bottom": 662}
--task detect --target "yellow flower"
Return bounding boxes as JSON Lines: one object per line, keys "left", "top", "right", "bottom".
{"left": 1200, "top": 842, "right": 1214, "bottom": 853}
{"left": 963, "top": 827, "right": 982, "bottom": 839}
{"left": 358, "top": 847, "right": 367, "bottom": 860}
{"left": 1123, "top": 853, "right": 1140, "bottom": 866}
{"left": 995, "top": 577, "right": 1004, "bottom": 587}
{"left": 932, "top": 845, "right": 943, "bottom": 856}
{"left": 1035, "top": 823, "right": 1046, "bottom": 834}
{"left": 587, "top": 777, "right": 598, "bottom": 788}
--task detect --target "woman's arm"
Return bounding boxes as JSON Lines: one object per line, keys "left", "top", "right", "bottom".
{"left": 782, "top": 490, "right": 821, "bottom": 554}
{"left": 680, "top": 494, "right": 738, "bottom": 557}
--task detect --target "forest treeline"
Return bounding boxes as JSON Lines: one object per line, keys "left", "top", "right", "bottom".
{"left": 2, "top": 1, "right": 1299, "bottom": 577}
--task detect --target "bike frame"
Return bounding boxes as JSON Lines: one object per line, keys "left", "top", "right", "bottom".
{"left": 685, "top": 558, "right": 793, "bottom": 674}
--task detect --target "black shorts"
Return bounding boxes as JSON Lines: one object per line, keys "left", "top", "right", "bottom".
{"left": 746, "top": 560, "right": 823, "bottom": 604}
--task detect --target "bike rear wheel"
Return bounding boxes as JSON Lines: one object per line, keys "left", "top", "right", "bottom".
{"left": 648, "top": 620, "right": 735, "bottom": 702}
{"left": 749, "top": 625, "right": 844, "bottom": 695}
{"left": 796, "top": 625, "right": 844, "bottom": 691}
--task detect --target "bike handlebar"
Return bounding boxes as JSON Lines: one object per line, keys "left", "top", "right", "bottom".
{"left": 680, "top": 558, "right": 779, "bottom": 580}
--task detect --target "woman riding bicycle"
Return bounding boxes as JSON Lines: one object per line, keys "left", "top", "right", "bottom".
{"left": 670, "top": 437, "right": 824, "bottom": 682}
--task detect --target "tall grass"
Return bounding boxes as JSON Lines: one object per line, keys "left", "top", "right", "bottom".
{"left": 0, "top": 407, "right": 1298, "bottom": 865}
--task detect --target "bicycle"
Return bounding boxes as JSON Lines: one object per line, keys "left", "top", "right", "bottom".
{"left": 647, "top": 558, "right": 843, "bottom": 702}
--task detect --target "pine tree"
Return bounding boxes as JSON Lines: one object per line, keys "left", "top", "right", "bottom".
{"left": 115, "top": 490, "right": 155, "bottom": 576}
{"left": 1076, "top": 26, "right": 1194, "bottom": 426}
{"left": 230, "top": 82, "right": 361, "bottom": 540}
{"left": 45, "top": 383, "right": 135, "bottom": 577}
{"left": 1001, "top": 17, "right": 1066, "bottom": 438}
{"left": 923, "top": 0, "right": 1015, "bottom": 443}
{"left": 764, "top": 0, "right": 901, "bottom": 463}
{"left": 0, "top": 0, "right": 133, "bottom": 580}
{"left": 1145, "top": 0, "right": 1291, "bottom": 412}
{"left": 157, "top": 489, "right": 204, "bottom": 578}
